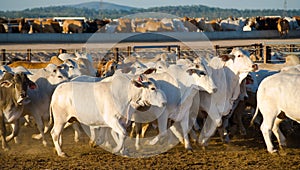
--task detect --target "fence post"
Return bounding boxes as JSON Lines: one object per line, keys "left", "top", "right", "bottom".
{"left": 176, "top": 46, "right": 180, "bottom": 59}
{"left": 215, "top": 45, "right": 219, "bottom": 56}
{"left": 113, "top": 47, "right": 119, "bottom": 63}
{"left": 258, "top": 43, "right": 263, "bottom": 61}
{"left": 127, "top": 46, "right": 131, "bottom": 57}
{"left": 26, "top": 49, "right": 31, "bottom": 61}
{"left": 1, "top": 49, "right": 6, "bottom": 65}
{"left": 263, "top": 45, "right": 271, "bottom": 64}
{"left": 289, "top": 44, "right": 295, "bottom": 52}
{"left": 167, "top": 46, "right": 171, "bottom": 52}
{"left": 58, "top": 48, "right": 67, "bottom": 54}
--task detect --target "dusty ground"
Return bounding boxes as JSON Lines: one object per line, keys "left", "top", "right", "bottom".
{"left": 1, "top": 119, "right": 300, "bottom": 170}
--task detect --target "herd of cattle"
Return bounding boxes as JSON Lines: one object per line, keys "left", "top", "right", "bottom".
{"left": 0, "top": 16, "right": 300, "bottom": 36}
{"left": 0, "top": 47, "right": 300, "bottom": 157}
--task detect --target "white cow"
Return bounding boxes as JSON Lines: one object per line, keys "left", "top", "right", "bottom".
{"left": 198, "top": 48, "right": 257, "bottom": 146}
{"left": 148, "top": 59, "right": 217, "bottom": 150}
{"left": 50, "top": 73, "right": 167, "bottom": 157}
{"left": 251, "top": 72, "right": 300, "bottom": 153}
{"left": 220, "top": 17, "right": 246, "bottom": 31}
{"left": 280, "top": 64, "right": 300, "bottom": 74}
{"left": 58, "top": 52, "right": 97, "bottom": 77}
{"left": 21, "top": 64, "right": 69, "bottom": 146}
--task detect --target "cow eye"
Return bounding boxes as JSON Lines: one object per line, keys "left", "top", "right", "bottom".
{"left": 151, "top": 87, "right": 156, "bottom": 91}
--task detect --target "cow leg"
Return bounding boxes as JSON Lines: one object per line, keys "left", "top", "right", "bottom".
{"left": 134, "top": 123, "right": 142, "bottom": 150}
{"left": 51, "top": 121, "right": 67, "bottom": 157}
{"left": 181, "top": 112, "right": 192, "bottom": 150}
{"left": 71, "top": 122, "right": 82, "bottom": 143}
{"left": 170, "top": 124, "right": 184, "bottom": 144}
{"left": 0, "top": 114, "right": 9, "bottom": 151}
{"left": 32, "top": 113, "right": 47, "bottom": 146}
{"left": 6, "top": 120, "right": 20, "bottom": 144}
{"left": 112, "top": 131, "right": 126, "bottom": 155}
{"left": 89, "top": 126, "right": 98, "bottom": 148}
{"left": 149, "top": 112, "right": 168, "bottom": 145}
{"left": 129, "top": 122, "right": 136, "bottom": 138}
{"left": 260, "top": 114, "right": 277, "bottom": 153}
{"left": 198, "top": 115, "right": 221, "bottom": 147}
{"left": 105, "top": 117, "right": 127, "bottom": 155}
{"left": 217, "top": 116, "right": 230, "bottom": 143}
{"left": 272, "top": 117, "right": 286, "bottom": 149}
{"left": 141, "top": 123, "right": 150, "bottom": 138}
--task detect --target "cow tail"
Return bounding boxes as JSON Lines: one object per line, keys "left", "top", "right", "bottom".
{"left": 48, "top": 104, "right": 53, "bottom": 127}
{"left": 250, "top": 106, "right": 259, "bottom": 127}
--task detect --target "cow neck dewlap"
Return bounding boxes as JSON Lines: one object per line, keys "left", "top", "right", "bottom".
{"left": 224, "top": 59, "right": 239, "bottom": 75}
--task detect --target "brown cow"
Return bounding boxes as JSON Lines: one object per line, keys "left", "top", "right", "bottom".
{"left": 49, "top": 56, "right": 64, "bottom": 66}
{"left": 116, "top": 18, "right": 133, "bottom": 33}
{"left": 0, "top": 24, "right": 6, "bottom": 33}
{"left": 138, "top": 19, "right": 173, "bottom": 32}
{"left": 182, "top": 16, "right": 199, "bottom": 32}
{"left": 277, "top": 18, "right": 290, "bottom": 37}
{"left": 8, "top": 61, "right": 50, "bottom": 69}
{"left": 18, "top": 18, "right": 31, "bottom": 33}
{"left": 95, "top": 58, "right": 117, "bottom": 77}
{"left": 31, "top": 19, "right": 57, "bottom": 33}
{"left": 63, "top": 20, "right": 83, "bottom": 33}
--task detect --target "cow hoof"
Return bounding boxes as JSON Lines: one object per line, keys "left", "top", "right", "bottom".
{"left": 120, "top": 148, "right": 129, "bottom": 156}
{"left": 42, "top": 140, "right": 47, "bottom": 147}
{"left": 3, "top": 146, "right": 10, "bottom": 151}
{"left": 58, "top": 152, "right": 68, "bottom": 158}
{"left": 186, "top": 148, "right": 193, "bottom": 153}
{"left": 268, "top": 149, "right": 278, "bottom": 154}
{"left": 89, "top": 140, "right": 97, "bottom": 148}
{"left": 32, "top": 134, "right": 42, "bottom": 140}
{"left": 148, "top": 137, "right": 159, "bottom": 145}
{"left": 74, "top": 137, "right": 80, "bottom": 143}
{"left": 279, "top": 144, "right": 287, "bottom": 149}
{"left": 135, "top": 145, "right": 141, "bottom": 151}
{"left": 279, "top": 149, "right": 288, "bottom": 156}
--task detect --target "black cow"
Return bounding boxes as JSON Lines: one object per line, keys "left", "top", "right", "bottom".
{"left": 0, "top": 72, "right": 36, "bottom": 150}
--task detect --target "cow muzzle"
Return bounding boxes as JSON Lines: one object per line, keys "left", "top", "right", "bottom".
{"left": 252, "top": 64, "right": 258, "bottom": 71}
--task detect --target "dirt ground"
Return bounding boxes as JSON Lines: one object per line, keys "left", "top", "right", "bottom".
{"left": 1, "top": 118, "right": 300, "bottom": 170}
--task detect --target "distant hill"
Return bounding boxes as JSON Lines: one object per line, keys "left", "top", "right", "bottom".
{"left": 0, "top": 1, "right": 299, "bottom": 19}
{"left": 69, "top": 1, "right": 136, "bottom": 11}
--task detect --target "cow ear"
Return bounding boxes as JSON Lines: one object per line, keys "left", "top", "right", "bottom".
{"left": 220, "top": 54, "right": 235, "bottom": 61}
{"left": 28, "top": 82, "right": 37, "bottom": 89}
{"left": 186, "top": 69, "right": 196, "bottom": 75}
{"left": 0, "top": 80, "right": 13, "bottom": 88}
{"left": 131, "top": 80, "right": 143, "bottom": 88}
{"left": 143, "top": 68, "right": 156, "bottom": 75}
{"left": 220, "top": 55, "right": 230, "bottom": 61}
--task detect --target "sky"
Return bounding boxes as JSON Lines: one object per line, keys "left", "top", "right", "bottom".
{"left": 0, "top": 0, "right": 299, "bottom": 11}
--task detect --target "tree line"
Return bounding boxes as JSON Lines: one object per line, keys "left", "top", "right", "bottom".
{"left": 0, "top": 5, "right": 299, "bottom": 20}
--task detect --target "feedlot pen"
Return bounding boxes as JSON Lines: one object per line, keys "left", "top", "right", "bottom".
{"left": 0, "top": 39, "right": 300, "bottom": 64}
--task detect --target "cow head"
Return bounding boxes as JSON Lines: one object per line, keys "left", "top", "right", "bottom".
{"left": 130, "top": 74, "right": 167, "bottom": 109}
{"left": 186, "top": 62, "right": 217, "bottom": 94}
{"left": 45, "top": 64, "right": 69, "bottom": 85}
{"left": 60, "top": 59, "right": 82, "bottom": 79}
{"left": 229, "top": 48, "right": 258, "bottom": 75}
{"left": 0, "top": 72, "right": 36, "bottom": 105}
